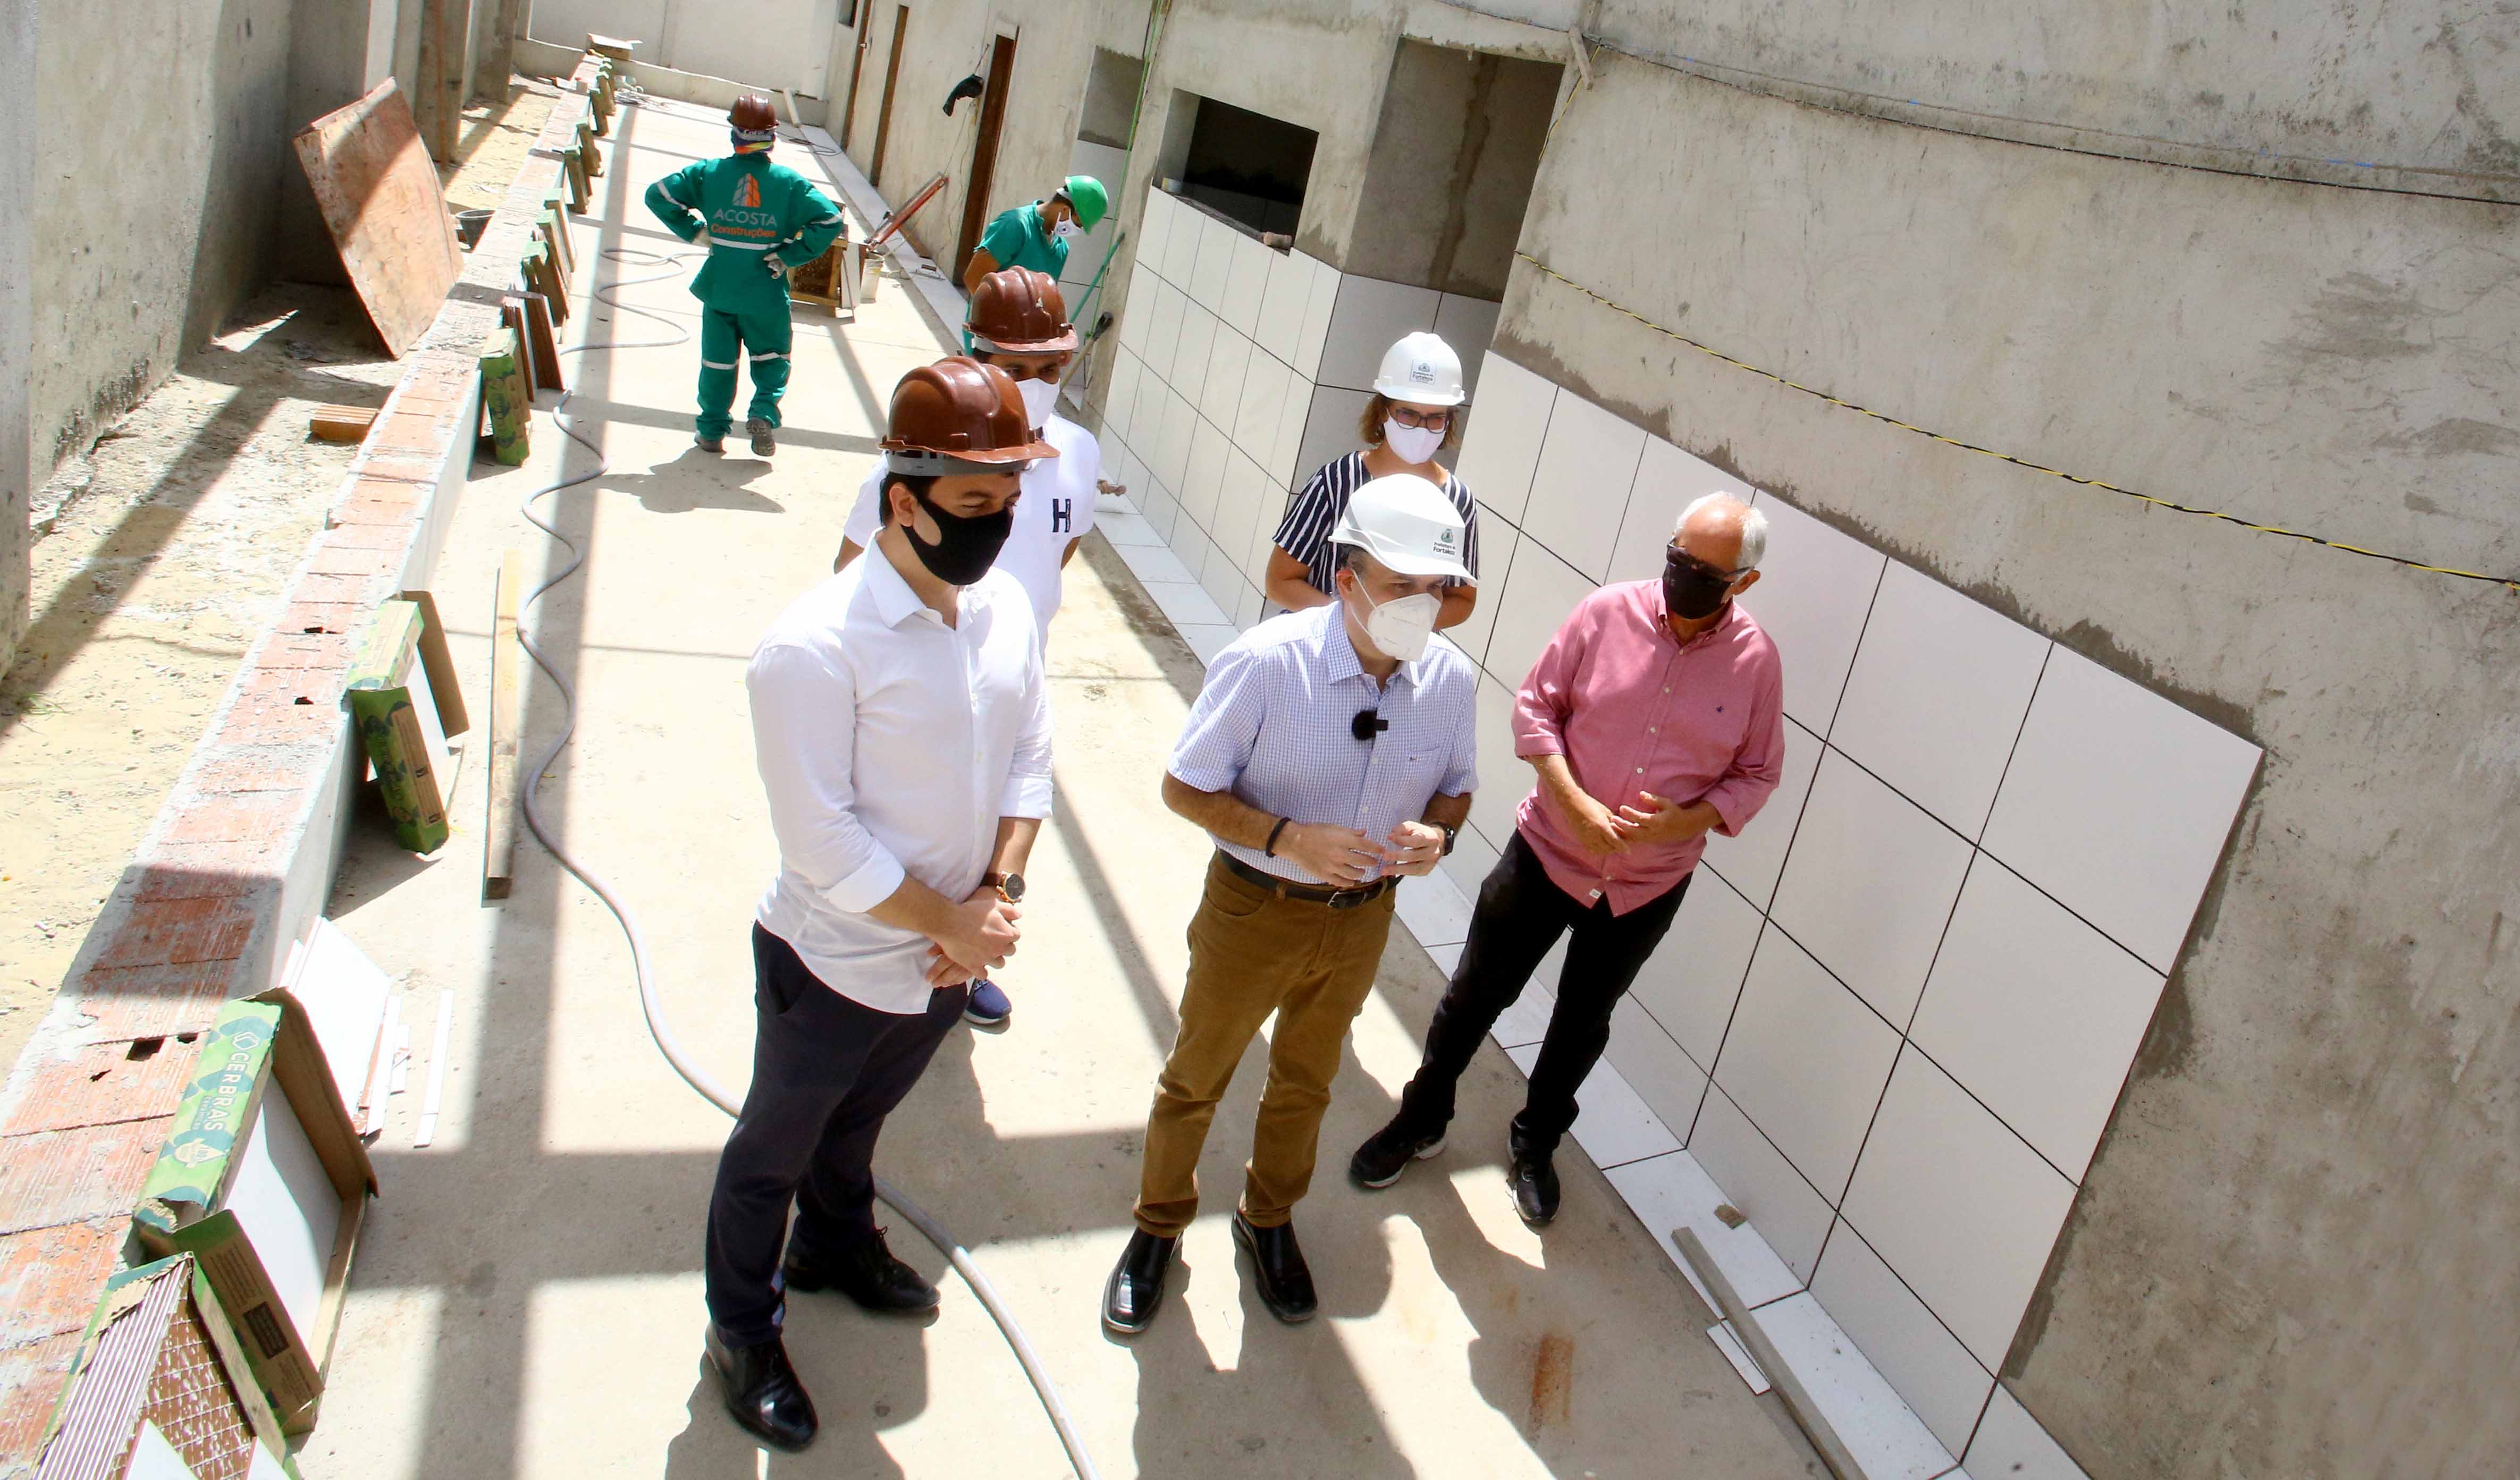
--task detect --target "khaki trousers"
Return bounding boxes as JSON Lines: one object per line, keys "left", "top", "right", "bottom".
{"left": 1134, "top": 854, "right": 1398, "bottom": 1237}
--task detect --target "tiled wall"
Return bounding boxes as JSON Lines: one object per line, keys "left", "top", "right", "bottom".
{"left": 1092, "top": 187, "right": 1500, "bottom": 655}
{"left": 1437, "top": 351, "right": 2263, "bottom": 1465}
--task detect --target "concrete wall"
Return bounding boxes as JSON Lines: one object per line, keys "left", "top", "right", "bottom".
{"left": 1349, "top": 39, "right": 1556, "bottom": 298}
{"left": 28, "top": 0, "right": 297, "bottom": 473}
{"left": 279, "top": 0, "right": 403, "bottom": 285}
{"left": 1, "top": 0, "right": 31, "bottom": 677}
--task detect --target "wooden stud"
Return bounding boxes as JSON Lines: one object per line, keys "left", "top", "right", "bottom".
{"left": 501, "top": 296, "right": 543, "bottom": 395}
{"left": 479, "top": 327, "right": 532, "bottom": 466}
{"left": 308, "top": 404, "right": 379, "bottom": 443}
{"left": 521, "top": 292, "right": 566, "bottom": 395}
{"left": 563, "top": 144, "right": 592, "bottom": 214}
{"left": 578, "top": 119, "right": 603, "bottom": 178}
{"left": 540, "top": 203, "right": 574, "bottom": 276}
{"left": 482, "top": 548, "right": 525, "bottom": 901}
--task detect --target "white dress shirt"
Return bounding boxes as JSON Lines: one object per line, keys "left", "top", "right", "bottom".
{"left": 748, "top": 546, "right": 1053, "bottom": 1013}
{"left": 842, "top": 412, "right": 1100, "bottom": 648}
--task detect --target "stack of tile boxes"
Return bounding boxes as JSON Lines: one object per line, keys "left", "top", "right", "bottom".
{"left": 1093, "top": 188, "right": 1499, "bottom": 656}
{"left": 1094, "top": 286, "right": 2261, "bottom": 1474}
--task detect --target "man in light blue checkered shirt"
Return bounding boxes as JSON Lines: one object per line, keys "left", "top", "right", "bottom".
{"left": 1102, "top": 476, "right": 1479, "bottom": 1337}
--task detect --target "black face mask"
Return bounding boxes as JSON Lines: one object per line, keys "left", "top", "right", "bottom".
{"left": 1663, "top": 548, "right": 1736, "bottom": 622}
{"left": 902, "top": 484, "right": 1015, "bottom": 586}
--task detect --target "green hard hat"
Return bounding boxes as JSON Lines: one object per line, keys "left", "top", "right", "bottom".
{"left": 1057, "top": 175, "right": 1109, "bottom": 231}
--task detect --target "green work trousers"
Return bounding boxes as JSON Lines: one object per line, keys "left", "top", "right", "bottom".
{"left": 697, "top": 306, "right": 794, "bottom": 437}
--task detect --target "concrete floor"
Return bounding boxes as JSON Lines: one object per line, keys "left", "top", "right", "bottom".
{"left": 296, "top": 98, "right": 1819, "bottom": 1480}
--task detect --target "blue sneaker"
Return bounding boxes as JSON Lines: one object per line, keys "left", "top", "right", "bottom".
{"left": 963, "top": 977, "right": 1012, "bottom": 1028}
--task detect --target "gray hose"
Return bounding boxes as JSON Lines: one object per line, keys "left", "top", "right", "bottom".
{"left": 513, "top": 245, "right": 1102, "bottom": 1479}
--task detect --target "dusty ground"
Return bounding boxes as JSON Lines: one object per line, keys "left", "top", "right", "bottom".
{"left": 0, "top": 74, "right": 567, "bottom": 1069}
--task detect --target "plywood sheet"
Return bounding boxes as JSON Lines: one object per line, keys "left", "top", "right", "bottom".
{"left": 291, "top": 81, "right": 461, "bottom": 358}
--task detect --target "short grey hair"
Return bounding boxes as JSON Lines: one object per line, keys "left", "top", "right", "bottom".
{"left": 1678, "top": 493, "right": 1767, "bottom": 571}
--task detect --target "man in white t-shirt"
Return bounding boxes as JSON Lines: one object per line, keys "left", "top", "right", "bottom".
{"left": 835, "top": 268, "right": 1107, "bottom": 1026}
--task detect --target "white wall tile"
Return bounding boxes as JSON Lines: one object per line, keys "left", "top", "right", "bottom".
{"left": 1433, "top": 294, "right": 1503, "bottom": 390}
{"left": 1148, "top": 385, "right": 1194, "bottom": 496}
{"left": 1769, "top": 751, "right": 1977, "bottom": 1028}
{"left": 1688, "top": 1084, "right": 1836, "bottom": 1281}
{"left": 1292, "top": 253, "right": 1338, "bottom": 382}
{"left": 1842, "top": 1048, "right": 2078, "bottom": 1371}
{"left": 1220, "top": 229, "right": 1272, "bottom": 340}
{"left": 1737, "top": 495, "right": 1889, "bottom": 738}
{"left": 1176, "top": 622, "right": 1236, "bottom": 666}
{"left": 1395, "top": 871, "right": 1475, "bottom": 950}
{"left": 1910, "top": 858, "right": 2168, "bottom": 1181}
{"left": 1507, "top": 1043, "right": 1682, "bottom": 1169}
{"left": 1700, "top": 714, "right": 1823, "bottom": 910}
{"left": 1454, "top": 354, "right": 1557, "bottom": 528}
{"left": 1832, "top": 562, "right": 2051, "bottom": 838}
{"left": 1607, "top": 436, "right": 1760, "bottom": 585}
{"left": 1180, "top": 415, "right": 1232, "bottom": 535}
{"left": 1253, "top": 247, "right": 1310, "bottom": 367}
{"left": 1465, "top": 673, "right": 1526, "bottom": 852}
{"left": 1211, "top": 451, "right": 1274, "bottom": 590}
{"left": 1119, "top": 262, "right": 1156, "bottom": 356}
{"left": 1103, "top": 346, "right": 1140, "bottom": 442}
{"left": 1293, "top": 385, "right": 1373, "bottom": 494}
{"left": 1142, "top": 479, "right": 1178, "bottom": 540}
{"left": 1980, "top": 647, "right": 2261, "bottom": 972}
{"left": 1174, "top": 518, "right": 1217, "bottom": 585}
{"left": 1116, "top": 539, "right": 1196, "bottom": 588}
{"left": 1170, "top": 303, "right": 1218, "bottom": 409}
{"left": 1605, "top": 998, "right": 1709, "bottom": 1144}
{"left": 1755, "top": 1293, "right": 1963, "bottom": 1480}
{"left": 1134, "top": 190, "right": 1175, "bottom": 285}
{"left": 1188, "top": 209, "right": 1233, "bottom": 308}
{"left": 1814, "top": 1222, "right": 1996, "bottom": 1458}
{"left": 1199, "top": 535, "right": 1246, "bottom": 621}
{"left": 1199, "top": 324, "right": 1253, "bottom": 430}
{"left": 1443, "top": 815, "right": 1503, "bottom": 900}
{"left": 1234, "top": 579, "right": 1265, "bottom": 630}
{"left": 1443, "top": 508, "right": 1516, "bottom": 669}
{"left": 1482, "top": 537, "right": 1595, "bottom": 697}
{"left": 1605, "top": 1151, "right": 1805, "bottom": 1309}
{"left": 1316, "top": 273, "right": 1443, "bottom": 392}
{"left": 1521, "top": 390, "right": 1648, "bottom": 581}
{"left": 1238, "top": 475, "right": 1288, "bottom": 586}
{"left": 1141, "top": 578, "right": 1233, "bottom": 630}
{"left": 1142, "top": 279, "right": 1186, "bottom": 384}
{"left": 1232, "top": 350, "right": 1292, "bottom": 470}
{"left": 1714, "top": 925, "right": 1902, "bottom": 1200}
{"left": 1966, "top": 1386, "right": 2092, "bottom": 1480}
{"left": 1269, "top": 365, "right": 1314, "bottom": 486}
{"left": 1629, "top": 866, "right": 1765, "bottom": 1070}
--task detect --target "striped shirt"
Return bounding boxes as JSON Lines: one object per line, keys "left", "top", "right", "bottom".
{"left": 1271, "top": 452, "right": 1481, "bottom": 595}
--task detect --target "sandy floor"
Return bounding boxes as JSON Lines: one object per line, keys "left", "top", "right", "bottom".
{"left": 0, "top": 74, "right": 572, "bottom": 1070}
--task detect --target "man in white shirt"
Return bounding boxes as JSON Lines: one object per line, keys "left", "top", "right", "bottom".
{"left": 704, "top": 358, "right": 1058, "bottom": 1454}
{"left": 835, "top": 267, "right": 1103, "bottom": 1030}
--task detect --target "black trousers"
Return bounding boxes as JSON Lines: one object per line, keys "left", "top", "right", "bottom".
{"left": 1396, "top": 829, "right": 1691, "bottom": 1153}
{"left": 703, "top": 924, "right": 967, "bottom": 1346}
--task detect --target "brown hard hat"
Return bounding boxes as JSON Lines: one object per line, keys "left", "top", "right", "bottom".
{"left": 881, "top": 358, "right": 1059, "bottom": 467}
{"left": 967, "top": 268, "right": 1078, "bottom": 354}
{"left": 729, "top": 94, "right": 778, "bottom": 132}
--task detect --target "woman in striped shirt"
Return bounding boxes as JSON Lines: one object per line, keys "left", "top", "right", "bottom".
{"left": 1265, "top": 332, "right": 1482, "bottom": 630}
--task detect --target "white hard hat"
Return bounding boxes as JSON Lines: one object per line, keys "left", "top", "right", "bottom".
{"left": 1328, "top": 474, "right": 1473, "bottom": 582}
{"left": 1371, "top": 331, "right": 1466, "bottom": 407}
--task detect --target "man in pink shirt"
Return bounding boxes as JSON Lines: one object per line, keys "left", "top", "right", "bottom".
{"left": 1350, "top": 493, "right": 1786, "bottom": 1225}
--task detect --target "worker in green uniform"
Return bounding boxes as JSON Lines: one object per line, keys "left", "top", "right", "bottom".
{"left": 644, "top": 95, "right": 847, "bottom": 456}
{"left": 960, "top": 175, "right": 1108, "bottom": 293}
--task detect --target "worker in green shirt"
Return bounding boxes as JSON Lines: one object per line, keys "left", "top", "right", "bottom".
{"left": 644, "top": 95, "right": 847, "bottom": 456}
{"left": 960, "top": 175, "right": 1108, "bottom": 292}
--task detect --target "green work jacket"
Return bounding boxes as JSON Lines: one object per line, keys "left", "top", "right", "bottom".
{"left": 644, "top": 155, "right": 845, "bottom": 315}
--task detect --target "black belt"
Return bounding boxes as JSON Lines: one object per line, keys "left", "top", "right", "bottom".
{"left": 1217, "top": 850, "right": 1399, "bottom": 910}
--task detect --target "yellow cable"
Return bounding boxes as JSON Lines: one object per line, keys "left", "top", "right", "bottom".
{"left": 1511, "top": 251, "right": 2518, "bottom": 593}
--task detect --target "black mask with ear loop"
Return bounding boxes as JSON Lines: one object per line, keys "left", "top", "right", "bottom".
{"left": 901, "top": 483, "right": 1015, "bottom": 586}
{"left": 1663, "top": 548, "right": 1736, "bottom": 621}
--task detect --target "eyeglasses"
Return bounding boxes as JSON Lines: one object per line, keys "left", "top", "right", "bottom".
{"left": 1666, "top": 548, "right": 1747, "bottom": 583}
{"left": 1387, "top": 406, "right": 1452, "bottom": 430}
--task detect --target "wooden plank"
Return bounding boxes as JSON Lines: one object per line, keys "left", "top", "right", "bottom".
{"left": 521, "top": 292, "right": 566, "bottom": 394}
{"left": 479, "top": 327, "right": 532, "bottom": 466}
{"left": 1673, "top": 1228, "right": 1868, "bottom": 1480}
{"left": 563, "top": 143, "right": 592, "bottom": 214}
{"left": 291, "top": 81, "right": 463, "bottom": 358}
{"left": 577, "top": 118, "right": 603, "bottom": 178}
{"left": 501, "top": 295, "right": 543, "bottom": 396}
{"left": 399, "top": 590, "right": 471, "bottom": 738}
{"left": 482, "top": 549, "right": 526, "bottom": 902}
{"left": 307, "top": 404, "right": 378, "bottom": 443}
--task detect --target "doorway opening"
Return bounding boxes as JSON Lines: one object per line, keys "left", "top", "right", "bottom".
{"left": 953, "top": 32, "right": 1020, "bottom": 283}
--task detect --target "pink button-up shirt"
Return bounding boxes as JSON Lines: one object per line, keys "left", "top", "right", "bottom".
{"left": 1512, "top": 583, "right": 1785, "bottom": 914}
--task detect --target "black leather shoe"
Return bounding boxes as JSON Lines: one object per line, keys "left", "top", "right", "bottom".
{"left": 1101, "top": 1229, "right": 1177, "bottom": 1335}
{"left": 1350, "top": 1117, "right": 1447, "bottom": 1189}
{"left": 784, "top": 1229, "right": 939, "bottom": 1314}
{"left": 704, "top": 1325, "right": 817, "bottom": 1452}
{"left": 1507, "top": 1126, "right": 1561, "bottom": 1227}
{"left": 1232, "top": 1212, "right": 1317, "bottom": 1323}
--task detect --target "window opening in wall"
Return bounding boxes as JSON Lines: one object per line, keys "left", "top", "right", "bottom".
{"left": 1079, "top": 47, "right": 1144, "bottom": 150}
{"left": 1175, "top": 95, "right": 1317, "bottom": 237}
{"left": 1350, "top": 40, "right": 1561, "bottom": 301}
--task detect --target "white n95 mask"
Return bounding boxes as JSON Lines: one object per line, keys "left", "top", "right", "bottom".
{"left": 1382, "top": 418, "right": 1444, "bottom": 466}
{"left": 1053, "top": 220, "right": 1084, "bottom": 244}
{"left": 1359, "top": 589, "right": 1441, "bottom": 663}
{"left": 1016, "top": 376, "right": 1061, "bottom": 428}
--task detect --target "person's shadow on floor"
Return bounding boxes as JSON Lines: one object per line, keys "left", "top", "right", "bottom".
{"left": 602, "top": 445, "right": 786, "bottom": 515}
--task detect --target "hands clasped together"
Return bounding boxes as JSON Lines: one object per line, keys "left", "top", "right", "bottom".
{"left": 923, "top": 886, "right": 1021, "bottom": 990}
{"left": 1551, "top": 786, "right": 1716, "bottom": 858}
{"left": 1275, "top": 819, "right": 1447, "bottom": 887}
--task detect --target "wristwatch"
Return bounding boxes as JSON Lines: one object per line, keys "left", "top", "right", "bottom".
{"left": 1439, "top": 824, "right": 1459, "bottom": 857}
{"left": 985, "top": 871, "right": 1026, "bottom": 903}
